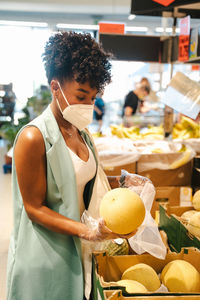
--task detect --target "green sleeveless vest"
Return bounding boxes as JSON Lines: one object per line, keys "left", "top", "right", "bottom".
{"left": 6, "top": 106, "right": 97, "bottom": 300}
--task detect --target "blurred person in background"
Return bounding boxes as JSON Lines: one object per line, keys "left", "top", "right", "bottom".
{"left": 140, "top": 77, "right": 151, "bottom": 89}
{"left": 122, "top": 82, "right": 150, "bottom": 123}
{"left": 93, "top": 91, "right": 105, "bottom": 132}
{"left": 135, "top": 77, "right": 152, "bottom": 113}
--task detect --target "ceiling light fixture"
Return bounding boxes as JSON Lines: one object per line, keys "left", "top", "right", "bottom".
{"left": 56, "top": 23, "right": 148, "bottom": 33}
{"left": 0, "top": 20, "right": 48, "bottom": 27}
{"left": 56, "top": 24, "right": 99, "bottom": 30}
{"left": 128, "top": 14, "right": 136, "bottom": 20}
{"left": 155, "top": 27, "right": 180, "bottom": 33}
{"left": 126, "top": 26, "right": 148, "bottom": 32}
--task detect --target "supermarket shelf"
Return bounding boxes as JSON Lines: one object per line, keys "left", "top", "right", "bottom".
{"left": 173, "top": 57, "right": 200, "bottom": 64}
{"left": 185, "top": 56, "right": 200, "bottom": 64}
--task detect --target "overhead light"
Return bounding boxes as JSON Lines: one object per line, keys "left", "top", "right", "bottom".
{"left": 56, "top": 23, "right": 148, "bottom": 33}
{"left": 0, "top": 20, "right": 48, "bottom": 27}
{"left": 128, "top": 14, "right": 136, "bottom": 20}
{"left": 126, "top": 26, "right": 148, "bottom": 32}
{"left": 155, "top": 27, "right": 180, "bottom": 33}
{"left": 155, "top": 27, "right": 164, "bottom": 33}
{"left": 56, "top": 24, "right": 99, "bottom": 30}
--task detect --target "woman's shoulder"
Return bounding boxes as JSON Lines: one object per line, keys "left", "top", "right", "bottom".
{"left": 15, "top": 125, "right": 45, "bottom": 156}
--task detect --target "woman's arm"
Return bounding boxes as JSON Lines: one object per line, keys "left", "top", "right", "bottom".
{"left": 14, "top": 126, "right": 93, "bottom": 238}
{"left": 14, "top": 127, "right": 121, "bottom": 241}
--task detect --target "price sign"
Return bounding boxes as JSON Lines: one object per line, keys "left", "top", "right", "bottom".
{"left": 99, "top": 23, "right": 125, "bottom": 34}
{"left": 178, "top": 16, "right": 190, "bottom": 62}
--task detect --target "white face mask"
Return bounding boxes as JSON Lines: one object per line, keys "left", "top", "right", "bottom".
{"left": 56, "top": 81, "right": 94, "bottom": 131}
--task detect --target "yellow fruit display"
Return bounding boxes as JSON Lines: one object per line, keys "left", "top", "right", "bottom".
{"left": 187, "top": 212, "right": 200, "bottom": 238}
{"left": 99, "top": 188, "right": 145, "bottom": 234}
{"left": 161, "top": 260, "right": 200, "bottom": 293}
{"left": 173, "top": 116, "right": 200, "bottom": 139}
{"left": 121, "top": 263, "right": 160, "bottom": 292}
{"left": 192, "top": 190, "right": 200, "bottom": 211}
{"left": 117, "top": 280, "right": 148, "bottom": 293}
{"left": 110, "top": 124, "right": 140, "bottom": 140}
{"left": 169, "top": 149, "right": 191, "bottom": 169}
{"left": 110, "top": 116, "right": 200, "bottom": 141}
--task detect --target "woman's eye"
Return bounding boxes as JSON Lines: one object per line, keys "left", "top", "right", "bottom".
{"left": 77, "top": 96, "right": 85, "bottom": 101}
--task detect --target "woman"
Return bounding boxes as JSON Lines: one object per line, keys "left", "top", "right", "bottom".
{"left": 6, "top": 31, "right": 134, "bottom": 300}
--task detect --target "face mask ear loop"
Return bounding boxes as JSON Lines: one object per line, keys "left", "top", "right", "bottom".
{"left": 57, "top": 81, "right": 70, "bottom": 106}
{"left": 56, "top": 98, "right": 63, "bottom": 114}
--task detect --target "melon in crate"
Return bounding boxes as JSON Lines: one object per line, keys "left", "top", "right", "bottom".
{"left": 102, "top": 238, "right": 129, "bottom": 256}
{"left": 161, "top": 259, "right": 200, "bottom": 293}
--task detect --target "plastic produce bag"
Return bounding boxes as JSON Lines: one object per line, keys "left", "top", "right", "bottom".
{"left": 162, "top": 72, "right": 200, "bottom": 119}
{"left": 133, "top": 140, "right": 196, "bottom": 172}
{"left": 94, "top": 136, "right": 140, "bottom": 168}
{"left": 120, "top": 170, "right": 167, "bottom": 259}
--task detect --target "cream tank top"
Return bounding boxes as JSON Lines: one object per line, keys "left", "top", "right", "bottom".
{"left": 68, "top": 142, "right": 96, "bottom": 216}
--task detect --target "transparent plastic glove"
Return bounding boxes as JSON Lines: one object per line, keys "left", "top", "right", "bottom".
{"left": 80, "top": 211, "right": 136, "bottom": 242}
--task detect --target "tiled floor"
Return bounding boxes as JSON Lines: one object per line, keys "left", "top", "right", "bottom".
{"left": 0, "top": 140, "right": 13, "bottom": 300}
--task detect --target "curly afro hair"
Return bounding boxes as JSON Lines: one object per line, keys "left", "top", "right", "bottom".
{"left": 42, "top": 31, "right": 112, "bottom": 91}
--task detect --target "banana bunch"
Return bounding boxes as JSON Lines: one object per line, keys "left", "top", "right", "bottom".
{"left": 92, "top": 132, "right": 104, "bottom": 138}
{"left": 141, "top": 125, "right": 164, "bottom": 140}
{"left": 110, "top": 124, "right": 140, "bottom": 140}
{"left": 110, "top": 124, "right": 164, "bottom": 140}
{"left": 170, "top": 144, "right": 192, "bottom": 169}
{"left": 173, "top": 116, "right": 200, "bottom": 139}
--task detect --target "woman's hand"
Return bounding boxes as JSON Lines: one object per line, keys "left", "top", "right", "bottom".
{"left": 79, "top": 218, "right": 137, "bottom": 242}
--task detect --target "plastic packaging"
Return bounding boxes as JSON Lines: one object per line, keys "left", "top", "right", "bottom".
{"left": 81, "top": 170, "right": 166, "bottom": 259}
{"left": 94, "top": 136, "right": 140, "bottom": 168}
{"left": 120, "top": 170, "right": 167, "bottom": 259}
{"left": 162, "top": 72, "right": 200, "bottom": 120}
{"left": 80, "top": 211, "right": 121, "bottom": 241}
{"left": 134, "top": 141, "right": 195, "bottom": 172}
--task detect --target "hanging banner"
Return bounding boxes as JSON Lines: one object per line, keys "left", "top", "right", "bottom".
{"left": 178, "top": 15, "right": 190, "bottom": 62}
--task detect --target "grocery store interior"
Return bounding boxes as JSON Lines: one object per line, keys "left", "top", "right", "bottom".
{"left": 1, "top": 1, "right": 200, "bottom": 300}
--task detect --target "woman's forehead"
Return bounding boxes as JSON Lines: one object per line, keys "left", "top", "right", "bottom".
{"left": 63, "top": 79, "right": 97, "bottom": 94}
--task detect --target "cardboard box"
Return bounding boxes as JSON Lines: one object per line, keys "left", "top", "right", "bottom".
{"left": 93, "top": 249, "right": 200, "bottom": 300}
{"left": 137, "top": 157, "right": 192, "bottom": 186}
{"left": 104, "top": 289, "right": 200, "bottom": 300}
{"left": 103, "top": 162, "right": 136, "bottom": 176}
{"left": 151, "top": 186, "right": 180, "bottom": 218}
{"left": 151, "top": 186, "right": 193, "bottom": 218}
{"left": 159, "top": 205, "right": 200, "bottom": 252}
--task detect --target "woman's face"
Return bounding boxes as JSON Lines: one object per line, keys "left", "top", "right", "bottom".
{"left": 53, "top": 79, "right": 97, "bottom": 109}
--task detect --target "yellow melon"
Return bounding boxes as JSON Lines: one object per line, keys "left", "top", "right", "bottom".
{"left": 117, "top": 280, "right": 148, "bottom": 293}
{"left": 99, "top": 188, "right": 145, "bottom": 234}
{"left": 161, "top": 260, "right": 200, "bottom": 292}
{"left": 187, "top": 212, "right": 200, "bottom": 238}
{"left": 121, "top": 263, "right": 160, "bottom": 292}
{"left": 181, "top": 210, "right": 198, "bottom": 223}
{"left": 192, "top": 190, "right": 200, "bottom": 211}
